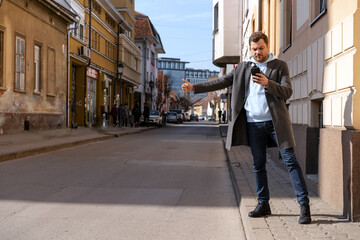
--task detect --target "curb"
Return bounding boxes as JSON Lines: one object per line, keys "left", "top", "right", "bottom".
{"left": 0, "top": 127, "right": 156, "bottom": 163}
{"left": 219, "top": 125, "right": 261, "bottom": 240}
{"left": 219, "top": 126, "right": 256, "bottom": 240}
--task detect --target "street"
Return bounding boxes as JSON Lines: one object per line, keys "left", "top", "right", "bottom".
{"left": 0, "top": 122, "right": 246, "bottom": 240}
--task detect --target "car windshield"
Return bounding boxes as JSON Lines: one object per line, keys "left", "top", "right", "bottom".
{"left": 150, "top": 110, "right": 159, "bottom": 115}
{"left": 170, "top": 109, "right": 182, "bottom": 114}
{"left": 168, "top": 112, "right": 176, "bottom": 116}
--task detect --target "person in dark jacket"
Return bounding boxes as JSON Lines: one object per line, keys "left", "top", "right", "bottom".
{"left": 132, "top": 104, "right": 141, "bottom": 128}
{"left": 181, "top": 32, "right": 311, "bottom": 225}
{"left": 143, "top": 104, "right": 150, "bottom": 127}
{"left": 110, "top": 104, "right": 118, "bottom": 126}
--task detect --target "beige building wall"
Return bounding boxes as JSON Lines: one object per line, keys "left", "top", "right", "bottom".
{"left": 0, "top": 0, "right": 75, "bottom": 133}
{"left": 240, "top": 0, "right": 360, "bottom": 221}
{"left": 271, "top": 0, "right": 360, "bottom": 221}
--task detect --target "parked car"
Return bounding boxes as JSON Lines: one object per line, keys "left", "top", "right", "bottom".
{"left": 170, "top": 109, "right": 183, "bottom": 123}
{"left": 208, "top": 115, "right": 215, "bottom": 121}
{"left": 190, "top": 114, "right": 199, "bottom": 121}
{"left": 149, "top": 110, "right": 162, "bottom": 127}
{"left": 166, "top": 112, "right": 178, "bottom": 123}
{"left": 199, "top": 114, "right": 206, "bottom": 120}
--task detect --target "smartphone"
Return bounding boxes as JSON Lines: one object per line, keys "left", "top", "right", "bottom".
{"left": 251, "top": 66, "right": 261, "bottom": 76}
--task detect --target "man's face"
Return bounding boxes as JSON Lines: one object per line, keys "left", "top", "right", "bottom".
{"left": 249, "top": 39, "right": 270, "bottom": 63}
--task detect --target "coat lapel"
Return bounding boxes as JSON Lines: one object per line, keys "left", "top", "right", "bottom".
{"left": 244, "top": 63, "right": 252, "bottom": 98}
{"left": 264, "top": 60, "right": 277, "bottom": 79}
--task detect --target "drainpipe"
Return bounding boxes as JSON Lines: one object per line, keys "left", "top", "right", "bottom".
{"left": 116, "top": 23, "right": 120, "bottom": 106}
{"left": 66, "top": 25, "right": 70, "bottom": 128}
{"left": 84, "top": 0, "right": 92, "bottom": 127}
{"left": 258, "top": 0, "right": 262, "bottom": 31}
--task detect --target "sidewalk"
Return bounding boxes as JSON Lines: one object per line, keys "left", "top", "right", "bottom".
{"left": 0, "top": 125, "right": 156, "bottom": 162}
{"left": 220, "top": 126, "right": 360, "bottom": 240}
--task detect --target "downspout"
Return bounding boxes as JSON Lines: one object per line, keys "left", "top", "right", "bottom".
{"left": 84, "top": 0, "right": 92, "bottom": 127}
{"left": 258, "top": 0, "right": 262, "bottom": 31}
{"left": 143, "top": 39, "right": 146, "bottom": 111}
{"left": 116, "top": 23, "right": 120, "bottom": 106}
{"left": 66, "top": 25, "right": 70, "bottom": 128}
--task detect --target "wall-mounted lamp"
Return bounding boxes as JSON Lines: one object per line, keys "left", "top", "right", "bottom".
{"left": 117, "top": 63, "right": 124, "bottom": 79}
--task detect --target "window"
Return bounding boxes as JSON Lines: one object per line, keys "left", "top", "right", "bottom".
{"left": 15, "top": 36, "right": 25, "bottom": 90}
{"left": 280, "top": 0, "right": 292, "bottom": 52}
{"left": 105, "top": 13, "right": 116, "bottom": 29}
{"left": 151, "top": 51, "right": 155, "bottom": 66}
{"left": 310, "top": 0, "right": 327, "bottom": 26}
{"left": 71, "top": 23, "right": 77, "bottom": 37}
{"left": 243, "top": 0, "right": 249, "bottom": 19}
{"left": 213, "top": 3, "right": 219, "bottom": 35}
{"left": 47, "top": 48, "right": 55, "bottom": 95}
{"left": 79, "top": 24, "right": 84, "bottom": 41}
{"left": 34, "top": 44, "right": 41, "bottom": 92}
{"left": 92, "top": 30, "right": 100, "bottom": 51}
{"left": 316, "top": 0, "right": 327, "bottom": 16}
{"left": 92, "top": 1, "right": 101, "bottom": 15}
{"left": 0, "top": 30, "right": 3, "bottom": 87}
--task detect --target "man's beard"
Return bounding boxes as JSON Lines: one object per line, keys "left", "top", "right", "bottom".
{"left": 254, "top": 54, "right": 267, "bottom": 63}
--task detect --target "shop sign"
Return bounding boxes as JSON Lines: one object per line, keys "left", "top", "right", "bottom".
{"left": 87, "top": 68, "right": 98, "bottom": 79}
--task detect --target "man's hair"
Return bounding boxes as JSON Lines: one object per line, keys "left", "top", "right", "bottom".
{"left": 249, "top": 31, "right": 269, "bottom": 45}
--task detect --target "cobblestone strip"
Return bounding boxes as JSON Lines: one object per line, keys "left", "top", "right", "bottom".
{"left": 227, "top": 145, "right": 360, "bottom": 240}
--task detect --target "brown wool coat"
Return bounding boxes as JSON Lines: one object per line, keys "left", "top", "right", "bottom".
{"left": 194, "top": 59, "right": 296, "bottom": 150}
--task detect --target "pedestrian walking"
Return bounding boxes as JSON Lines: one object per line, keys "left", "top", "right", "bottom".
{"left": 143, "top": 104, "right": 150, "bottom": 127}
{"left": 124, "top": 103, "right": 130, "bottom": 127}
{"left": 181, "top": 31, "right": 311, "bottom": 224}
{"left": 222, "top": 110, "right": 226, "bottom": 123}
{"left": 110, "top": 104, "right": 118, "bottom": 127}
{"left": 132, "top": 104, "right": 141, "bottom": 128}
{"left": 118, "top": 104, "right": 125, "bottom": 127}
{"left": 218, "top": 109, "right": 222, "bottom": 124}
{"left": 161, "top": 110, "right": 167, "bottom": 126}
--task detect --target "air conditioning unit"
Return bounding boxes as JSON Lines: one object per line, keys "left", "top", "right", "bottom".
{"left": 79, "top": 46, "right": 90, "bottom": 58}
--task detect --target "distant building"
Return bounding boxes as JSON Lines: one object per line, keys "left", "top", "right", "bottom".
{"left": 185, "top": 68, "right": 219, "bottom": 99}
{"left": 158, "top": 57, "right": 219, "bottom": 100}
{"left": 135, "top": 11, "right": 165, "bottom": 111}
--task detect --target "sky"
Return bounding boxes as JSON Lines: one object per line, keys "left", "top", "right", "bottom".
{"left": 135, "top": 0, "right": 219, "bottom": 71}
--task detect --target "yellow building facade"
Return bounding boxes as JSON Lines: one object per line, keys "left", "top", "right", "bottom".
{"left": 0, "top": 0, "right": 76, "bottom": 133}
{"left": 69, "top": 0, "right": 141, "bottom": 127}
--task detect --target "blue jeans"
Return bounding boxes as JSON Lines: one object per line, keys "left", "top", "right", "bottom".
{"left": 247, "top": 121, "right": 309, "bottom": 205}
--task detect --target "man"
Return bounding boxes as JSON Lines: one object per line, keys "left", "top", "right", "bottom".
{"left": 181, "top": 32, "right": 311, "bottom": 224}
{"left": 218, "top": 109, "right": 222, "bottom": 124}
{"left": 143, "top": 104, "right": 150, "bottom": 127}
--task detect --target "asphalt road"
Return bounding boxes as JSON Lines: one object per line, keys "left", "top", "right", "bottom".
{"left": 0, "top": 121, "right": 246, "bottom": 240}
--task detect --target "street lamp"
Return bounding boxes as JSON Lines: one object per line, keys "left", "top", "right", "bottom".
{"left": 116, "top": 62, "right": 124, "bottom": 105}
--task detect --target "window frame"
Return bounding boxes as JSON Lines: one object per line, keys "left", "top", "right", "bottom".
{"left": 310, "top": 0, "right": 327, "bottom": 27}
{"left": 281, "top": 0, "right": 292, "bottom": 53}
{"left": 15, "top": 34, "right": 26, "bottom": 91}
{"left": 34, "top": 43, "right": 42, "bottom": 93}
{"left": 47, "top": 47, "right": 56, "bottom": 96}
{"left": 213, "top": 3, "right": 219, "bottom": 35}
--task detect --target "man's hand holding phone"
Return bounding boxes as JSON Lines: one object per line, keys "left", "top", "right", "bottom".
{"left": 251, "top": 66, "right": 269, "bottom": 87}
